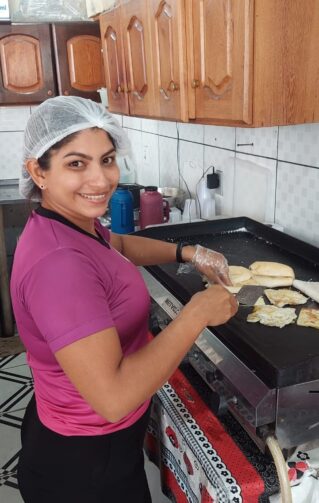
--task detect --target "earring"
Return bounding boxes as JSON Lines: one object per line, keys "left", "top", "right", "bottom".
{"left": 39, "top": 184, "right": 45, "bottom": 190}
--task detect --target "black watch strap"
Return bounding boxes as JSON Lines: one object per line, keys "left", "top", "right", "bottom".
{"left": 176, "top": 241, "right": 188, "bottom": 263}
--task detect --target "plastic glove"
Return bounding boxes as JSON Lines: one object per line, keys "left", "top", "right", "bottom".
{"left": 191, "top": 244, "right": 231, "bottom": 286}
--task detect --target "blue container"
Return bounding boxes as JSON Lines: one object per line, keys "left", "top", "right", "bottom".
{"left": 110, "top": 187, "right": 134, "bottom": 234}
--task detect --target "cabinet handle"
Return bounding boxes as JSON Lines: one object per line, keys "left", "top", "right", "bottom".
{"left": 47, "top": 90, "right": 53, "bottom": 96}
{"left": 160, "top": 87, "right": 170, "bottom": 100}
{"left": 169, "top": 81, "right": 179, "bottom": 92}
{"left": 191, "top": 79, "right": 200, "bottom": 89}
{"left": 132, "top": 90, "right": 143, "bottom": 101}
{"left": 117, "top": 85, "right": 124, "bottom": 93}
{"left": 63, "top": 90, "right": 70, "bottom": 96}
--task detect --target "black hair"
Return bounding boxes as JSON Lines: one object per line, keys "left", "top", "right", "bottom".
{"left": 30, "top": 128, "right": 116, "bottom": 201}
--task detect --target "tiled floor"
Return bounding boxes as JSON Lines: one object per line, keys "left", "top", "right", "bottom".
{"left": 0, "top": 352, "right": 170, "bottom": 503}
{"left": 0, "top": 353, "right": 32, "bottom": 503}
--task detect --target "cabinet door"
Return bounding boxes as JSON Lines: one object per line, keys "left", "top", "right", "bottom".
{"left": 150, "top": 0, "right": 188, "bottom": 121}
{"left": 100, "top": 8, "right": 129, "bottom": 115}
{"left": 187, "top": 0, "right": 253, "bottom": 124}
{"left": 0, "top": 24, "right": 56, "bottom": 104}
{"left": 121, "top": 0, "right": 157, "bottom": 117}
{"left": 52, "top": 22, "right": 105, "bottom": 102}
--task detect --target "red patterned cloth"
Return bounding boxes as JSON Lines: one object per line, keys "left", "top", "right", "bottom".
{"left": 145, "top": 368, "right": 265, "bottom": 503}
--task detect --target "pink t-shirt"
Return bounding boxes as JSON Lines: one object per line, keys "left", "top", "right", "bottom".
{"left": 10, "top": 207, "right": 151, "bottom": 436}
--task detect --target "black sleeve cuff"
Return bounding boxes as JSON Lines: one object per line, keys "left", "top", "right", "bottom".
{"left": 176, "top": 241, "right": 188, "bottom": 263}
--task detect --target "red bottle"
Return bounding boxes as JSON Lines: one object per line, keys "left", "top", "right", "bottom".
{"left": 139, "top": 186, "right": 169, "bottom": 229}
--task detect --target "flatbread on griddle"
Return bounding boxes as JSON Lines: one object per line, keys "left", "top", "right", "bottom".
{"left": 254, "top": 296, "right": 265, "bottom": 306}
{"left": 264, "top": 288, "right": 308, "bottom": 308}
{"left": 249, "top": 261, "right": 295, "bottom": 278}
{"left": 252, "top": 275, "right": 294, "bottom": 287}
{"left": 247, "top": 305, "right": 297, "bottom": 328}
{"left": 229, "top": 266, "right": 252, "bottom": 285}
{"left": 293, "top": 280, "right": 319, "bottom": 304}
{"left": 297, "top": 308, "right": 319, "bottom": 330}
{"left": 249, "top": 261, "right": 295, "bottom": 288}
{"left": 225, "top": 285, "right": 242, "bottom": 294}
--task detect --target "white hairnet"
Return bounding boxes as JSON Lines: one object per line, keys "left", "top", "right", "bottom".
{"left": 20, "top": 95, "right": 131, "bottom": 201}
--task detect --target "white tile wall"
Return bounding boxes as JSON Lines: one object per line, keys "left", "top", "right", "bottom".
{"left": 1, "top": 105, "right": 319, "bottom": 248}
{"left": 178, "top": 140, "right": 204, "bottom": 197}
{"left": 158, "top": 120, "right": 177, "bottom": 138}
{"left": 178, "top": 122, "right": 204, "bottom": 143}
{"left": 236, "top": 126, "right": 278, "bottom": 158}
{"left": 123, "top": 115, "right": 142, "bottom": 130}
{"left": 235, "top": 153, "right": 277, "bottom": 223}
{"left": 158, "top": 136, "right": 180, "bottom": 188}
{"left": 122, "top": 116, "right": 319, "bottom": 247}
{"left": 139, "top": 132, "right": 160, "bottom": 187}
{"left": 0, "top": 106, "right": 31, "bottom": 181}
{"left": 203, "top": 146, "right": 235, "bottom": 216}
{"left": 141, "top": 118, "right": 159, "bottom": 135}
{"left": 0, "top": 132, "right": 25, "bottom": 180}
{"left": 278, "top": 123, "right": 319, "bottom": 167}
{"left": 276, "top": 162, "right": 319, "bottom": 246}
{"left": 204, "top": 125, "right": 236, "bottom": 150}
{"left": 0, "top": 106, "right": 30, "bottom": 131}
{"left": 124, "top": 128, "right": 143, "bottom": 173}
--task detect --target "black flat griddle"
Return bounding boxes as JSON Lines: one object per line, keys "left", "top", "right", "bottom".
{"left": 135, "top": 217, "right": 319, "bottom": 388}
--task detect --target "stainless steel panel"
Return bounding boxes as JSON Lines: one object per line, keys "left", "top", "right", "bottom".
{"left": 276, "top": 380, "right": 319, "bottom": 449}
{"left": 141, "top": 267, "right": 276, "bottom": 428}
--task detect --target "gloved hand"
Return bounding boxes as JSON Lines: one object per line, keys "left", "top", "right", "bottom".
{"left": 191, "top": 244, "right": 231, "bottom": 286}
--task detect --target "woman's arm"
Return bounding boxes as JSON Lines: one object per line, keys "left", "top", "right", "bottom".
{"left": 110, "top": 233, "right": 195, "bottom": 265}
{"left": 55, "top": 285, "right": 237, "bottom": 423}
{"left": 110, "top": 233, "right": 231, "bottom": 285}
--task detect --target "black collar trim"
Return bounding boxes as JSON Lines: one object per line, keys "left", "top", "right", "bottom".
{"left": 35, "top": 206, "right": 110, "bottom": 248}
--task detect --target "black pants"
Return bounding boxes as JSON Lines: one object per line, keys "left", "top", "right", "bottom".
{"left": 18, "top": 395, "right": 152, "bottom": 503}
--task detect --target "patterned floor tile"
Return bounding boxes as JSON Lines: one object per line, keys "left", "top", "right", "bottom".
{"left": 0, "top": 450, "right": 20, "bottom": 492}
{"left": 0, "top": 480, "right": 23, "bottom": 503}
{"left": 0, "top": 421, "right": 21, "bottom": 498}
{"left": 0, "top": 366, "right": 33, "bottom": 416}
{"left": 0, "top": 354, "right": 27, "bottom": 370}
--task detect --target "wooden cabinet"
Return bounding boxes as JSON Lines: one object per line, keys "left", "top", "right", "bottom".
{"left": 187, "top": 0, "right": 319, "bottom": 126}
{"left": 100, "top": 0, "right": 187, "bottom": 120}
{"left": 0, "top": 22, "right": 105, "bottom": 105}
{"left": 252, "top": 0, "right": 319, "bottom": 126}
{"left": 187, "top": 0, "right": 253, "bottom": 125}
{"left": 149, "top": 0, "right": 188, "bottom": 121}
{"left": 121, "top": 0, "right": 157, "bottom": 117}
{"left": 100, "top": 7, "right": 129, "bottom": 114}
{"left": 52, "top": 22, "right": 105, "bottom": 102}
{"left": 100, "top": 0, "right": 319, "bottom": 127}
{"left": 0, "top": 24, "right": 56, "bottom": 104}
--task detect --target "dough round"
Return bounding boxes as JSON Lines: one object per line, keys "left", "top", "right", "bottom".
{"left": 249, "top": 261, "right": 294, "bottom": 278}
{"left": 247, "top": 305, "right": 297, "bottom": 328}
{"left": 264, "top": 288, "right": 308, "bottom": 307}
{"left": 253, "top": 275, "right": 294, "bottom": 288}
{"left": 229, "top": 265, "right": 252, "bottom": 285}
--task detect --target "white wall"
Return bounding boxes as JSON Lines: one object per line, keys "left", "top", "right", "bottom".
{"left": 114, "top": 114, "right": 319, "bottom": 248}
{"left": 0, "top": 105, "right": 318, "bottom": 247}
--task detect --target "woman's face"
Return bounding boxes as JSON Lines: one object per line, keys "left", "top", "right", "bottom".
{"left": 40, "top": 128, "right": 119, "bottom": 233}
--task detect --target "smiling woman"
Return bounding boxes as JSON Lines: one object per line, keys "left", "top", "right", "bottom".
{"left": 26, "top": 129, "right": 119, "bottom": 234}
{"left": 10, "top": 96, "right": 238, "bottom": 503}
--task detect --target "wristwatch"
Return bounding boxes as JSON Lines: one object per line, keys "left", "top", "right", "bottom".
{"left": 176, "top": 241, "right": 189, "bottom": 263}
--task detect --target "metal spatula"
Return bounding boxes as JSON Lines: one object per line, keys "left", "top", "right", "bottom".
{"left": 236, "top": 285, "right": 265, "bottom": 306}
